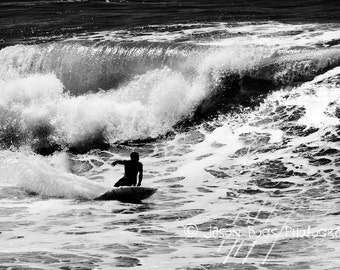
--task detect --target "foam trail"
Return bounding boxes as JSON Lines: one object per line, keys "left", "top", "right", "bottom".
{"left": 0, "top": 150, "right": 107, "bottom": 199}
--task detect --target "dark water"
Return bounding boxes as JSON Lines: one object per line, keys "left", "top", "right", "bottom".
{"left": 1, "top": 0, "right": 340, "bottom": 47}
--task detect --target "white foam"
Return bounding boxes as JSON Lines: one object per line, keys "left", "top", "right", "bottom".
{"left": 0, "top": 150, "right": 107, "bottom": 199}
{"left": 1, "top": 21, "right": 340, "bottom": 270}
{"left": 0, "top": 70, "right": 198, "bottom": 144}
{"left": 0, "top": 74, "right": 63, "bottom": 107}
{"left": 0, "top": 48, "right": 258, "bottom": 145}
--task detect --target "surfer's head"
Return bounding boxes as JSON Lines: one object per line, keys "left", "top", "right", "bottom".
{"left": 130, "top": 152, "right": 139, "bottom": 161}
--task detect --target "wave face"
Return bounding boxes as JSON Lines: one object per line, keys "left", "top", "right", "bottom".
{"left": 0, "top": 22, "right": 340, "bottom": 153}
{"left": 0, "top": 42, "right": 201, "bottom": 94}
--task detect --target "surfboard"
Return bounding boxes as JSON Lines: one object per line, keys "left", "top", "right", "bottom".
{"left": 94, "top": 187, "right": 157, "bottom": 202}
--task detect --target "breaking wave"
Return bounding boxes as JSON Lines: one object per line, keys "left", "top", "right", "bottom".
{"left": 1, "top": 23, "right": 340, "bottom": 154}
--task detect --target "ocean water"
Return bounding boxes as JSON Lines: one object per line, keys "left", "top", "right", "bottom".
{"left": 0, "top": 1, "right": 340, "bottom": 269}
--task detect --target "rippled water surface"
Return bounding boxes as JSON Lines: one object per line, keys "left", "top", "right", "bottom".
{"left": 0, "top": 1, "right": 340, "bottom": 269}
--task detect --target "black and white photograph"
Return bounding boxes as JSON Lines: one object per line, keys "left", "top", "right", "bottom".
{"left": 0, "top": 0, "right": 339, "bottom": 269}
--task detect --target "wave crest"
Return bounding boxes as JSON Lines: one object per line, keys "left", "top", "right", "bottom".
{"left": 1, "top": 40, "right": 340, "bottom": 153}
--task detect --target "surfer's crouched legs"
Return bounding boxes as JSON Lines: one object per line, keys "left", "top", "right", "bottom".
{"left": 114, "top": 177, "right": 135, "bottom": 187}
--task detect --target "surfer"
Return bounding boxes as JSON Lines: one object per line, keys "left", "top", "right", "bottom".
{"left": 112, "top": 152, "right": 143, "bottom": 187}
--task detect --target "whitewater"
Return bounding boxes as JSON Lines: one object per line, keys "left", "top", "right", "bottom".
{"left": 0, "top": 13, "right": 340, "bottom": 270}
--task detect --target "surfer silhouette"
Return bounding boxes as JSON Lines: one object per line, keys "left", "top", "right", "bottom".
{"left": 112, "top": 152, "right": 143, "bottom": 187}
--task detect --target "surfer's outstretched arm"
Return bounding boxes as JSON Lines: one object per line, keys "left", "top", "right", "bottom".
{"left": 111, "top": 160, "right": 125, "bottom": 166}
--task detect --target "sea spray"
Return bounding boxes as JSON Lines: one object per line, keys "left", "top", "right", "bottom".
{"left": 0, "top": 150, "right": 107, "bottom": 199}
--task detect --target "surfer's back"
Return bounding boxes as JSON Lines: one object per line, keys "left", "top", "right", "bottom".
{"left": 124, "top": 160, "right": 143, "bottom": 180}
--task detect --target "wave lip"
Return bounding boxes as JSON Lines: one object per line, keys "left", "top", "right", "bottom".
{"left": 0, "top": 41, "right": 202, "bottom": 94}
{"left": 247, "top": 48, "right": 340, "bottom": 86}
